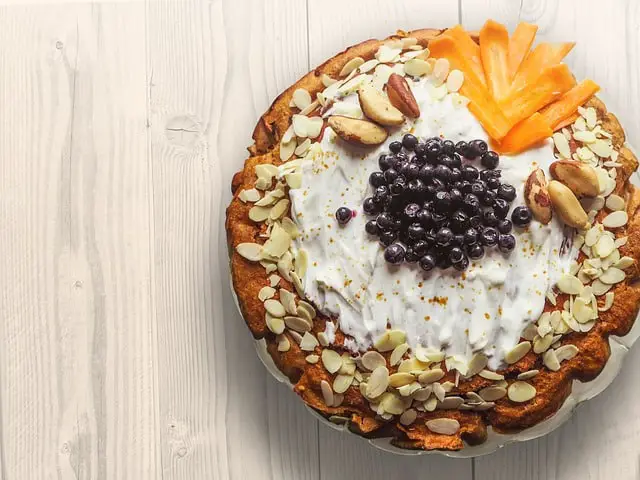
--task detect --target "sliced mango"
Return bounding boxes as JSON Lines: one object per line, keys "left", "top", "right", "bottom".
{"left": 540, "top": 79, "right": 601, "bottom": 130}
{"left": 443, "top": 25, "right": 486, "bottom": 84}
{"left": 480, "top": 20, "right": 511, "bottom": 101}
{"left": 507, "top": 22, "right": 538, "bottom": 78}
{"left": 500, "top": 63, "right": 576, "bottom": 127}
{"left": 497, "top": 113, "right": 553, "bottom": 155}
{"left": 511, "top": 42, "right": 575, "bottom": 93}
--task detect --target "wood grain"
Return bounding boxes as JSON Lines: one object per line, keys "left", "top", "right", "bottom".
{"left": 0, "top": 0, "right": 638, "bottom": 479}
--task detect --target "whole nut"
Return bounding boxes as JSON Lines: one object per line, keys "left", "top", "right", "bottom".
{"left": 548, "top": 180, "right": 590, "bottom": 229}
{"left": 358, "top": 83, "right": 404, "bottom": 126}
{"left": 549, "top": 161, "right": 600, "bottom": 198}
{"left": 524, "top": 168, "right": 552, "bottom": 224}
{"left": 328, "top": 116, "right": 388, "bottom": 146}
{"left": 386, "top": 73, "right": 420, "bottom": 118}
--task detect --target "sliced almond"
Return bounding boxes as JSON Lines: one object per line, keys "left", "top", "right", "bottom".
{"left": 524, "top": 169, "right": 552, "bottom": 224}
{"left": 361, "top": 351, "right": 387, "bottom": 371}
{"left": 479, "top": 386, "right": 507, "bottom": 401}
{"left": 555, "top": 344, "right": 579, "bottom": 362}
{"left": 543, "top": 349, "right": 560, "bottom": 371}
{"left": 366, "top": 366, "right": 390, "bottom": 399}
{"left": 327, "top": 115, "right": 387, "bottom": 146}
{"left": 426, "top": 418, "right": 460, "bottom": 435}
{"left": 557, "top": 274, "right": 583, "bottom": 295}
{"left": 505, "top": 341, "right": 532, "bottom": 364}
{"left": 339, "top": 57, "right": 365, "bottom": 78}
{"left": 236, "top": 243, "right": 263, "bottom": 261}
{"left": 418, "top": 368, "right": 445, "bottom": 384}
{"left": 386, "top": 73, "right": 420, "bottom": 118}
{"left": 390, "top": 343, "right": 410, "bottom": 366}
{"left": 388, "top": 372, "right": 415, "bottom": 388}
{"left": 321, "top": 349, "right": 343, "bottom": 374}
{"left": 599, "top": 267, "right": 625, "bottom": 285}
{"left": 507, "top": 381, "right": 536, "bottom": 403}
{"left": 479, "top": 370, "right": 504, "bottom": 381}
{"left": 357, "top": 83, "right": 404, "bottom": 126}
{"left": 445, "top": 69, "right": 464, "bottom": 92}
{"left": 292, "top": 88, "right": 312, "bottom": 110}
{"left": 602, "top": 211, "right": 628, "bottom": 228}
{"left": 333, "top": 374, "right": 354, "bottom": 394}
{"left": 320, "top": 380, "right": 334, "bottom": 406}
{"left": 606, "top": 194, "right": 626, "bottom": 211}
{"left": 299, "top": 332, "right": 319, "bottom": 351}
{"left": 548, "top": 180, "right": 590, "bottom": 229}
{"left": 404, "top": 58, "right": 431, "bottom": 77}
{"left": 399, "top": 409, "right": 417, "bottom": 426}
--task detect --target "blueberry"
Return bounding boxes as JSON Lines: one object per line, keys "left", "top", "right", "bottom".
{"left": 480, "top": 227, "right": 499, "bottom": 247}
{"left": 410, "top": 154, "right": 426, "bottom": 167}
{"left": 416, "top": 209, "right": 432, "bottom": 228}
{"left": 449, "top": 246, "right": 464, "bottom": 263}
{"left": 470, "top": 181, "right": 486, "bottom": 197}
{"left": 379, "top": 231, "right": 397, "bottom": 246}
{"left": 404, "top": 249, "right": 419, "bottom": 263}
{"left": 462, "top": 194, "right": 481, "bottom": 215}
{"left": 453, "top": 255, "right": 470, "bottom": 271}
{"left": 335, "top": 207, "right": 352, "bottom": 225}
{"left": 430, "top": 178, "right": 446, "bottom": 192}
{"left": 480, "top": 169, "right": 501, "bottom": 182}
{"left": 486, "top": 176, "right": 501, "bottom": 190}
{"left": 464, "top": 227, "right": 479, "bottom": 245}
{"left": 402, "top": 134, "right": 418, "bottom": 151}
{"left": 389, "top": 141, "right": 403, "bottom": 154}
{"left": 365, "top": 220, "right": 379, "bottom": 235}
{"left": 436, "top": 253, "right": 452, "bottom": 270}
{"left": 459, "top": 180, "right": 473, "bottom": 194}
{"left": 469, "top": 139, "right": 489, "bottom": 158}
{"left": 408, "top": 222, "right": 426, "bottom": 240}
{"left": 419, "top": 164, "right": 435, "bottom": 183}
{"left": 378, "top": 154, "right": 395, "bottom": 171}
{"left": 455, "top": 140, "right": 471, "bottom": 158}
{"left": 373, "top": 185, "right": 389, "bottom": 204}
{"left": 467, "top": 243, "right": 485, "bottom": 260}
{"left": 469, "top": 215, "right": 483, "bottom": 229}
{"left": 442, "top": 140, "right": 456, "bottom": 155}
{"left": 405, "top": 163, "right": 421, "bottom": 180}
{"left": 493, "top": 198, "right": 510, "bottom": 218}
{"left": 481, "top": 150, "right": 499, "bottom": 169}
{"left": 387, "top": 195, "right": 405, "bottom": 213}
{"left": 434, "top": 164, "right": 452, "bottom": 182}
{"left": 424, "top": 138, "right": 443, "bottom": 160}
{"left": 376, "top": 212, "right": 395, "bottom": 231}
{"left": 407, "top": 179, "right": 426, "bottom": 196}
{"left": 419, "top": 254, "right": 436, "bottom": 272}
{"left": 369, "top": 171, "right": 386, "bottom": 187}
{"left": 390, "top": 177, "right": 407, "bottom": 195}
{"left": 414, "top": 143, "right": 427, "bottom": 159}
{"left": 482, "top": 209, "right": 499, "bottom": 227}
{"left": 438, "top": 154, "right": 455, "bottom": 168}
{"left": 511, "top": 205, "right": 533, "bottom": 227}
{"left": 452, "top": 234, "right": 465, "bottom": 247}
{"left": 431, "top": 213, "right": 448, "bottom": 228}
{"left": 450, "top": 210, "right": 469, "bottom": 232}
{"left": 498, "top": 234, "right": 516, "bottom": 253}
{"left": 384, "top": 243, "right": 406, "bottom": 264}
{"left": 363, "top": 197, "right": 380, "bottom": 215}
{"left": 497, "top": 184, "right": 517, "bottom": 202}
{"left": 450, "top": 167, "right": 462, "bottom": 183}
{"left": 403, "top": 203, "right": 421, "bottom": 223}
{"left": 413, "top": 239, "right": 429, "bottom": 256}
{"left": 482, "top": 190, "right": 497, "bottom": 206}
{"left": 396, "top": 160, "right": 410, "bottom": 176}
{"left": 436, "top": 227, "right": 453, "bottom": 246}
{"left": 434, "top": 191, "right": 452, "bottom": 214}
{"left": 450, "top": 188, "right": 463, "bottom": 207}
{"left": 461, "top": 165, "right": 479, "bottom": 181}
{"left": 384, "top": 168, "right": 399, "bottom": 183}
{"left": 497, "top": 219, "right": 512, "bottom": 234}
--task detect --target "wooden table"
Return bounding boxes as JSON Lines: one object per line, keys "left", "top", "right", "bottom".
{"left": 2, "top": 0, "right": 639, "bottom": 478}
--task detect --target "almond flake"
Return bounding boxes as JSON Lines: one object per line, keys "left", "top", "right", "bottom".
{"left": 358, "top": 59, "right": 379, "bottom": 73}
{"left": 574, "top": 130, "right": 596, "bottom": 143}
{"left": 292, "top": 88, "right": 312, "bottom": 110}
{"left": 366, "top": 366, "right": 390, "bottom": 399}
{"left": 602, "top": 211, "right": 628, "bottom": 228}
{"left": 445, "top": 69, "right": 464, "bottom": 92}
{"left": 276, "top": 334, "right": 290, "bottom": 352}
{"left": 553, "top": 133, "right": 571, "bottom": 158}
{"left": 426, "top": 418, "right": 460, "bottom": 435}
{"left": 399, "top": 408, "right": 417, "bottom": 426}
{"left": 333, "top": 374, "right": 354, "bottom": 394}
{"left": 557, "top": 274, "right": 583, "bottom": 295}
{"left": 606, "top": 194, "right": 625, "bottom": 211}
{"left": 614, "top": 256, "right": 634, "bottom": 269}
{"left": 248, "top": 205, "right": 271, "bottom": 222}
{"left": 238, "top": 188, "right": 261, "bottom": 203}
{"left": 543, "top": 349, "right": 561, "bottom": 371}
{"left": 321, "top": 74, "right": 336, "bottom": 87}
{"left": 591, "top": 279, "right": 612, "bottom": 296}
{"left": 418, "top": 368, "right": 445, "bottom": 384}
{"left": 339, "top": 57, "right": 365, "bottom": 77}
{"left": 599, "top": 292, "right": 615, "bottom": 311}
{"left": 236, "top": 242, "right": 263, "bottom": 261}
{"left": 507, "top": 381, "right": 536, "bottom": 403}
{"left": 297, "top": 300, "right": 316, "bottom": 320}
{"left": 517, "top": 370, "right": 539, "bottom": 381}
{"left": 284, "top": 316, "right": 311, "bottom": 333}
{"left": 317, "top": 332, "right": 330, "bottom": 347}
{"left": 589, "top": 139, "right": 613, "bottom": 158}
{"left": 432, "top": 57, "right": 450, "bottom": 84}
{"left": 375, "top": 45, "right": 401, "bottom": 63}
{"left": 479, "top": 386, "right": 507, "bottom": 402}
{"left": 388, "top": 372, "right": 415, "bottom": 388}
{"left": 278, "top": 289, "right": 297, "bottom": 315}
{"left": 432, "top": 382, "right": 446, "bottom": 402}
{"left": 390, "top": 343, "right": 409, "bottom": 366}
{"left": 321, "top": 349, "right": 343, "bottom": 374}
{"left": 264, "top": 299, "right": 286, "bottom": 317}
{"left": 361, "top": 351, "right": 386, "bottom": 371}
{"left": 478, "top": 370, "right": 504, "bottom": 381}
{"left": 262, "top": 224, "right": 291, "bottom": 258}
{"left": 594, "top": 234, "right": 615, "bottom": 258}
{"left": 290, "top": 273, "right": 305, "bottom": 299}
{"left": 299, "top": 332, "right": 319, "bottom": 351}
{"left": 466, "top": 353, "right": 488, "bottom": 377}
{"left": 258, "top": 286, "right": 276, "bottom": 301}
{"left": 294, "top": 138, "right": 311, "bottom": 157}
{"left": 305, "top": 354, "right": 319, "bottom": 364}
{"left": 555, "top": 344, "right": 579, "bottom": 362}
{"left": 504, "top": 341, "right": 532, "bottom": 364}
{"left": 404, "top": 58, "right": 431, "bottom": 77}
{"left": 573, "top": 297, "right": 594, "bottom": 323}
{"left": 599, "top": 267, "right": 625, "bottom": 284}
{"left": 320, "top": 380, "right": 334, "bottom": 406}
{"left": 374, "top": 329, "right": 407, "bottom": 352}
{"left": 439, "top": 396, "right": 464, "bottom": 410}
{"left": 533, "top": 334, "right": 554, "bottom": 354}
{"left": 265, "top": 313, "right": 285, "bottom": 335}
{"left": 269, "top": 199, "right": 290, "bottom": 220}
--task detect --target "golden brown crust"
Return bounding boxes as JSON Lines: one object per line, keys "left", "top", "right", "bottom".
{"left": 226, "top": 28, "right": 640, "bottom": 450}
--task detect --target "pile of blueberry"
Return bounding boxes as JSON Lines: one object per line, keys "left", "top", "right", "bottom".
{"left": 356, "top": 134, "right": 532, "bottom": 271}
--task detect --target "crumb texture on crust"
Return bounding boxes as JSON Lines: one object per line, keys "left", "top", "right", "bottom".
{"left": 226, "top": 28, "right": 640, "bottom": 450}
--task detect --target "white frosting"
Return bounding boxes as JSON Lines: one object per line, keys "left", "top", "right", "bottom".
{"left": 288, "top": 75, "right": 575, "bottom": 369}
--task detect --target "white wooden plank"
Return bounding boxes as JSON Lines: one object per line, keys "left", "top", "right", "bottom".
{"left": 150, "top": 0, "right": 318, "bottom": 478}
{"left": 460, "top": 0, "right": 521, "bottom": 31}
{"left": 474, "top": 1, "right": 640, "bottom": 479}
{"left": 307, "top": 2, "right": 470, "bottom": 477}
{"left": 0, "top": 3, "right": 157, "bottom": 479}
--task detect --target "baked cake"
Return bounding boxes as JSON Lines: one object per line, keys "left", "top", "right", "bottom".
{"left": 225, "top": 21, "right": 640, "bottom": 451}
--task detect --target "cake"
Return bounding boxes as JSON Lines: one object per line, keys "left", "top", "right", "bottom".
{"left": 225, "top": 21, "right": 640, "bottom": 451}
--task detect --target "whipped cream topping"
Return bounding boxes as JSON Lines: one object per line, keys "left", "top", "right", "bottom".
{"left": 288, "top": 75, "right": 575, "bottom": 369}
